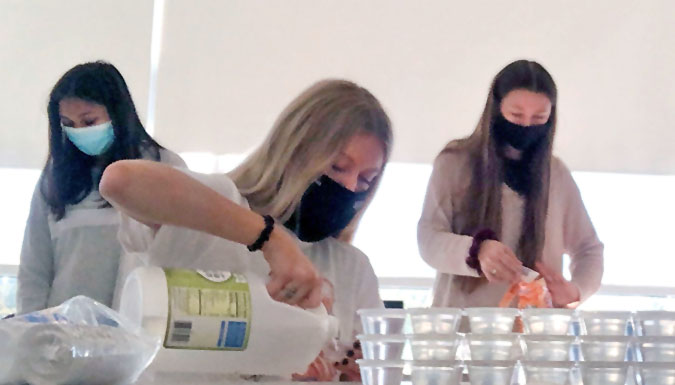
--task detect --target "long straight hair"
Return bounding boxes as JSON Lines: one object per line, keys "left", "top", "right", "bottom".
{"left": 42, "top": 61, "right": 163, "bottom": 220}
{"left": 444, "top": 60, "right": 558, "bottom": 292}
{"left": 228, "top": 79, "right": 392, "bottom": 240}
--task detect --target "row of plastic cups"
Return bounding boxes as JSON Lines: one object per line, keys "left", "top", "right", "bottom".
{"left": 571, "top": 310, "right": 675, "bottom": 336}
{"left": 358, "top": 308, "right": 576, "bottom": 336}
{"left": 358, "top": 360, "right": 675, "bottom": 385}
{"left": 518, "top": 335, "right": 675, "bottom": 362}
{"left": 359, "top": 308, "right": 675, "bottom": 337}
{"left": 359, "top": 333, "right": 675, "bottom": 362}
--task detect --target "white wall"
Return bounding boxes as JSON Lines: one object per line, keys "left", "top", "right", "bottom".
{"left": 152, "top": 0, "right": 675, "bottom": 174}
{"left": 0, "top": 0, "right": 154, "bottom": 168}
{"left": 2, "top": 1, "right": 674, "bottom": 174}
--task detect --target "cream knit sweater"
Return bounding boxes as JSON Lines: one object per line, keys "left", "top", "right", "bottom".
{"left": 417, "top": 151, "right": 604, "bottom": 308}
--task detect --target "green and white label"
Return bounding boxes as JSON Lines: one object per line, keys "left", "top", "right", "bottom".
{"left": 164, "top": 268, "right": 252, "bottom": 351}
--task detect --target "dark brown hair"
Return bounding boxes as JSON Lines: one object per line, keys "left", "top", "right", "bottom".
{"left": 442, "top": 59, "right": 557, "bottom": 292}
{"left": 42, "top": 61, "right": 163, "bottom": 220}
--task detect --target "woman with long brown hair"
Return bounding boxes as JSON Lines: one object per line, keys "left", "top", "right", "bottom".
{"left": 417, "top": 60, "right": 603, "bottom": 309}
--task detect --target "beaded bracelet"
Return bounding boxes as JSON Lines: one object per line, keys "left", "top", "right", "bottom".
{"left": 247, "top": 215, "right": 275, "bottom": 252}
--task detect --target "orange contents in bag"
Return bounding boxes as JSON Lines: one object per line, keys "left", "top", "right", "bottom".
{"left": 499, "top": 275, "right": 552, "bottom": 309}
{"left": 499, "top": 276, "right": 553, "bottom": 332}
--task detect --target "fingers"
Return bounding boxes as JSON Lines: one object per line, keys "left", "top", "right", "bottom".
{"left": 536, "top": 261, "right": 564, "bottom": 285}
{"left": 499, "top": 257, "right": 523, "bottom": 282}
{"left": 534, "top": 262, "right": 581, "bottom": 308}
{"left": 293, "top": 355, "right": 336, "bottom": 381}
{"left": 266, "top": 254, "right": 322, "bottom": 307}
{"left": 270, "top": 277, "right": 322, "bottom": 308}
{"left": 335, "top": 356, "right": 361, "bottom": 382}
{"left": 266, "top": 273, "right": 290, "bottom": 300}
{"left": 499, "top": 246, "right": 523, "bottom": 275}
{"left": 299, "top": 284, "right": 324, "bottom": 309}
{"left": 320, "top": 279, "right": 336, "bottom": 313}
{"left": 501, "top": 245, "right": 522, "bottom": 266}
{"left": 282, "top": 281, "right": 311, "bottom": 306}
{"left": 482, "top": 255, "right": 521, "bottom": 283}
{"left": 535, "top": 261, "right": 552, "bottom": 278}
{"left": 484, "top": 260, "right": 516, "bottom": 283}
{"left": 479, "top": 241, "right": 523, "bottom": 283}
{"left": 263, "top": 229, "right": 323, "bottom": 306}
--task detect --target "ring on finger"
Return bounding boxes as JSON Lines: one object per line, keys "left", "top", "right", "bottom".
{"left": 283, "top": 287, "right": 298, "bottom": 299}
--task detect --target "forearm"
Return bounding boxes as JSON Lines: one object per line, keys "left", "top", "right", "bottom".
{"left": 417, "top": 221, "right": 477, "bottom": 276}
{"left": 569, "top": 241, "right": 604, "bottom": 302}
{"left": 17, "top": 186, "right": 54, "bottom": 314}
{"left": 100, "top": 160, "right": 264, "bottom": 247}
{"left": 17, "top": 268, "right": 50, "bottom": 314}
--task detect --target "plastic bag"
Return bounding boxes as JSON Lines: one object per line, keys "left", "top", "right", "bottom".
{"left": 0, "top": 295, "right": 160, "bottom": 385}
{"left": 499, "top": 268, "right": 553, "bottom": 333}
{"left": 498, "top": 266, "right": 552, "bottom": 309}
{"left": 499, "top": 278, "right": 553, "bottom": 309}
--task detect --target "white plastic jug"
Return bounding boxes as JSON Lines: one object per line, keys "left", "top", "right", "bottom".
{"left": 119, "top": 266, "right": 339, "bottom": 377}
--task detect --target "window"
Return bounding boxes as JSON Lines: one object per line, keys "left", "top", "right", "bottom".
{"left": 1, "top": 157, "right": 674, "bottom": 313}
{"left": 353, "top": 164, "right": 675, "bottom": 310}
{"left": 0, "top": 168, "right": 40, "bottom": 266}
{"left": 0, "top": 276, "right": 16, "bottom": 317}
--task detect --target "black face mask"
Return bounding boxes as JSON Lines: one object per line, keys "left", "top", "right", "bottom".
{"left": 284, "top": 175, "right": 369, "bottom": 242}
{"left": 492, "top": 114, "right": 551, "bottom": 151}
{"left": 502, "top": 156, "right": 531, "bottom": 196}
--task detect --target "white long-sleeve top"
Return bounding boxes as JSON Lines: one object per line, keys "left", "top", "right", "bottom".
{"left": 417, "top": 151, "right": 604, "bottom": 308}
{"left": 113, "top": 168, "right": 383, "bottom": 347}
{"left": 17, "top": 149, "right": 185, "bottom": 314}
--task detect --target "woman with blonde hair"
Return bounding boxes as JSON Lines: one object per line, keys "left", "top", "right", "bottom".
{"left": 101, "top": 79, "right": 392, "bottom": 380}
{"left": 417, "top": 60, "right": 603, "bottom": 310}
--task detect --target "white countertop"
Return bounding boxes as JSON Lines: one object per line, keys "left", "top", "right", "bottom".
{"left": 132, "top": 373, "right": 471, "bottom": 385}
{"left": 133, "top": 371, "right": 345, "bottom": 385}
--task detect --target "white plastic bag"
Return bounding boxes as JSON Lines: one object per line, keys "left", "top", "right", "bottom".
{"left": 0, "top": 295, "right": 160, "bottom": 385}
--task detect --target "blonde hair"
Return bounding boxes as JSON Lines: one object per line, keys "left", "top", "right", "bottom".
{"left": 228, "top": 79, "right": 392, "bottom": 239}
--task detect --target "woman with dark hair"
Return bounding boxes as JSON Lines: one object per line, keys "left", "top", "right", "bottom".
{"left": 17, "top": 61, "right": 185, "bottom": 313}
{"left": 418, "top": 60, "right": 603, "bottom": 309}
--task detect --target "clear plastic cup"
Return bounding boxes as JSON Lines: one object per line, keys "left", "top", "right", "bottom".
{"left": 407, "top": 308, "right": 462, "bottom": 335}
{"left": 409, "top": 333, "right": 462, "bottom": 361}
{"left": 410, "top": 360, "right": 463, "bottom": 385}
{"left": 357, "top": 359, "right": 405, "bottom": 385}
{"left": 578, "top": 362, "right": 630, "bottom": 385}
{"left": 358, "top": 309, "right": 407, "bottom": 335}
{"left": 521, "top": 308, "right": 574, "bottom": 336}
{"left": 465, "top": 308, "right": 519, "bottom": 335}
{"left": 635, "top": 311, "right": 675, "bottom": 337}
{"left": 635, "top": 362, "right": 675, "bottom": 385}
{"left": 637, "top": 336, "right": 675, "bottom": 362}
{"left": 357, "top": 334, "right": 407, "bottom": 360}
{"left": 521, "top": 335, "right": 575, "bottom": 361}
{"left": 578, "top": 311, "right": 633, "bottom": 336}
{"left": 579, "top": 336, "right": 631, "bottom": 362}
{"left": 521, "top": 361, "right": 575, "bottom": 385}
{"left": 466, "top": 360, "right": 517, "bottom": 385}
{"left": 466, "top": 333, "right": 522, "bottom": 361}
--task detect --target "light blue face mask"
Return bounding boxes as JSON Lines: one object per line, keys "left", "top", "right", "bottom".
{"left": 62, "top": 121, "right": 115, "bottom": 156}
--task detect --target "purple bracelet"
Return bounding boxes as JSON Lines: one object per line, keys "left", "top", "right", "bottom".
{"left": 466, "top": 229, "right": 499, "bottom": 275}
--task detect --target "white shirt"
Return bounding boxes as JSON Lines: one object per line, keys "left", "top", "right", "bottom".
{"left": 115, "top": 169, "right": 383, "bottom": 346}
{"left": 17, "top": 149, "right": 185, "bottom": 314}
